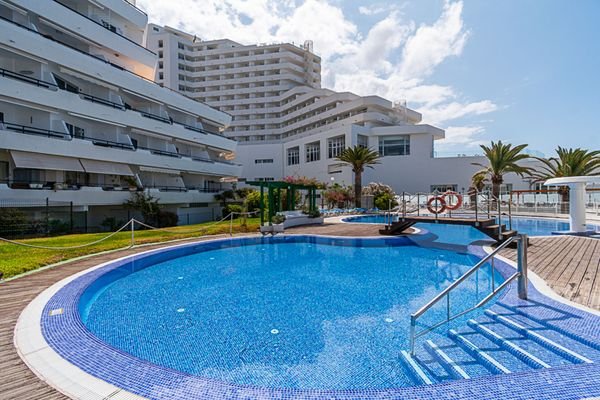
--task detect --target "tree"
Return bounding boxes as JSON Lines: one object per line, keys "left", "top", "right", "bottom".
{"left": 214, "top": 189, "right": 236, "bottom": 207}
{"left": 472, "top": 141, "right": 533, "bottom": 198}
{"left": 468, "top": 170, "right": 488, "bottom": 210}
{"left": 124, "top": 192, "right": 160, "bottom": 225}
{"left": 530, "top": 147, "right": 600, "bottom": 212}
{"left": 336, "top": 146, "right": 380, "bottom": 208}
{"left": 362, "top": 182, "right": 398, "bottom": 210}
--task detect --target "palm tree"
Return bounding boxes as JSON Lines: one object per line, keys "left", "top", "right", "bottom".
{"left": 336, "top": 146, "right": 380, "bottom": 208}
{"left": 472, "top": 141, "right": 534, "bottom": 199}
{"left": 530, "top": 147, "right": 600, "bottom": 212}
{"left": 468, "top": 170, "right": 488, "bottom": 209}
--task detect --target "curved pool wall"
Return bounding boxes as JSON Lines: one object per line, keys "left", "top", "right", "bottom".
{"left": 32, "top": 234, "right": 600, "bottom": 399}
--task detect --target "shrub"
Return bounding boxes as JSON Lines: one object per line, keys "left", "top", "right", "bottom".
{"left": 374, "top": 192, "right": 398, "bottom": 210}
{"left": 157, "top": 211, "right": 178, "bottom": 227}
{"left": 222, "top": 204, "right": 243, "bottom": 218}
{"left": 307, "top": 209, "right": 321, "bottom": 218}
{"left": 272, "top": 214, "right": 286, "bottom": 224}
{"left": 100, "top": 217, "right": 124, "bottom": 231}
{"left": 244, "top": 190, "right": 262, "bottom": 212}
{"left": 0, "top": 208, "right": 27, "bottom": 236}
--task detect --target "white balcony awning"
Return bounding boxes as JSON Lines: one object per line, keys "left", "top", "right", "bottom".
{"left": 138, "top": 166, "right": 181, "bottom": 175}
{"left": 10, "top": 151, "right": 84, "bottom": 172}
{"left": 80, "top": 159, "right": 134, "bottom": 176}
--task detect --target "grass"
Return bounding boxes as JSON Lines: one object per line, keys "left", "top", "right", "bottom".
{"left": 0, "top": 217, "right": 261, "bottom": 279}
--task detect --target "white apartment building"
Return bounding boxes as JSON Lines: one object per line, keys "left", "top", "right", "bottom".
{"left": 147, "top": 25, "right": 536, "bottom": 196}
{"left": 0, "top": 0, "right": 241, "bottom": 229}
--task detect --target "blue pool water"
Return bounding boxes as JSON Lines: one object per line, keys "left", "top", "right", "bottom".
{"left": 343, "top": 215, "right": 599, "bottom": 239}
{"left": 81, "top": 237, "right": 501, "bottom": 389}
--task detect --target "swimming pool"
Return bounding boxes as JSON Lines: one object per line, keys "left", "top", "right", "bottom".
{"left": 343, "top": 215, "right": 599, "bottom": 238}
{"left": 79, "top": 236, "right": 501, "bottom": 390}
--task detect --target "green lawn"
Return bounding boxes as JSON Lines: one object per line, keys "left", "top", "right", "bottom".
{"left": 0, "top": 218, "right": 260, "bottom": 279}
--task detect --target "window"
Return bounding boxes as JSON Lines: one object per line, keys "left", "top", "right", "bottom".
{"left": 256, "top": 177, "right": 275, "bottom": 182}
{"left": 327, "top": 135, "right": 345, "bottom": 158}
{"left": 378, "top": 135, "right": 410, "bottom": 156}
{"left": 287, "top": 146, "right": 299, "bottom": 165}
{"left": 158, "top": 61, "right": 163, "bottom": 69}
{"left": 178, "top": 42, "right": 185, "bottom": 50}
{"left": 178, "top": 74, "right": 185, "bottom": 81}
{"left": 357, "top": 134, "right": 368, "bottom": 148}
{"left": 178, "top": 53, "right": 184, "bottom": 60}
{"left": 153, "top": 27, "right": 159, "bottom": 32}
{"left": 254, "top": 159, "right": 274, "bottom": 164}
{"left": 158, "top": 72, "right": 164, "bottom": 80}
{"left": 54, "top": 75, "right": 78, "bottom": 93}
{"left": 430, "top": 184, "right": 458, "bottom": 193}
{"left": 0, "top": 161, "right": 8, "bottom": 182}
{"left": 158, "top": 51, "right": 163, "bottom": 58}
{"left": 65, "top": 123, "right": 85, "bottom": 139}
{"left": 305, "top": 141, "right": 320, "bottom": 162}
{"left": 13, "top": 168, "right": 41, "bottom": 183}
{"left": 158, "top": 40, "right": 163, "bottom": 48}
{"left": 328, "top": 163, "right": 344, "bottom": 174}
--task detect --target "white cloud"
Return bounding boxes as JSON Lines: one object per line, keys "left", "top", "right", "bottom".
{"left": 138, "top": 0, "right": 498, "bottom": 140}
{"left": 442, "top": 126, "right": 486, "bottom": 145}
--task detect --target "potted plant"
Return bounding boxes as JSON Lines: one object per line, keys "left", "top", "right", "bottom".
{"left": 272, "top": 214, "right": 286, "bottom": 233}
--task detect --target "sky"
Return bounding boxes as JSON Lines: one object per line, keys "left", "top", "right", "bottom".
{"left": 137, "top": 0, "right": 600, "bottom": 157}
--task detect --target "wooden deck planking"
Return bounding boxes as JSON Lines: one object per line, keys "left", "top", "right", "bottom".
{"left": 0, "top": 226, "right": 598, "bottom": 399}
{"left": 500, "top": 236, "right": 600, "bottom": 310}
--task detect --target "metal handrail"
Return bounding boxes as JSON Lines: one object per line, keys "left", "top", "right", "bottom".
{"left": 409, "top": 234, "right": 527, "bottom": 354}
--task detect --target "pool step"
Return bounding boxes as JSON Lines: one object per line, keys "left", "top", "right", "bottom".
{"left": 496, "top": 303, "right": 600, "bottom": 351}
{"left": 467, "top": 319, "right": 551, "bottom": 369}
{"left": 448, "top": 329, "right": 511, "bottom": 374}
{"left": 399, "top": 350, "right": 433, "bottom": 385}
{"left": 484, "top": 310, "right": 593, "bottom": 364}
{"left": 424, "top": 340, "right": 470, "bottom": 380}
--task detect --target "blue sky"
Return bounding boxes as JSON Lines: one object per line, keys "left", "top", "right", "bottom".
{"left": 139, "top": 0, "right": 600, "bottom": 156}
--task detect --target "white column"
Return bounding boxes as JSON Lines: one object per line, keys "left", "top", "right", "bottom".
{"left": 569, "top": 182, "right": 587, "bottom": 232}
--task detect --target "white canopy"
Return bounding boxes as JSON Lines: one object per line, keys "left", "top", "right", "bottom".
{"left": 80, "top": 159, "right": 134, "bottom": 176}
{"left": 10, "top": 151, "right": 84, "bottom": 172}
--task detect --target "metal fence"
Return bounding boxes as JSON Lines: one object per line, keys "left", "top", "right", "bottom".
{"left": 0, "top": 199, "right": 85, "bottom": 238}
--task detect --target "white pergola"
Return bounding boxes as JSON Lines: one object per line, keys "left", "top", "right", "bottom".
{"left": 544, "top": 176, "right": 600, "bottom": 233}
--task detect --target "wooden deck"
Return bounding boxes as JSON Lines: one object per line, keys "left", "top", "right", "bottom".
{"left": 0, "top": 228, "right": 598, "bottom": 399}
{"left": 499, "top": 235, "right": 600, "bottom": 310}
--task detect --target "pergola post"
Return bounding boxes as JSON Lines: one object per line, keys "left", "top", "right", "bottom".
{"left": 259, "top": 184, "right": 265, "bottom": 225}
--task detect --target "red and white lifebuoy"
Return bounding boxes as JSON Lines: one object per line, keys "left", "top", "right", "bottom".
{"left": 427, "top": 196, "right": 446, "bottom": 214}
{"left": 443, "top": 191, "right": 463, "bottom": 211}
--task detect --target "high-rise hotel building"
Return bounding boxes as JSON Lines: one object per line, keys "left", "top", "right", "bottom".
{"left": 0, "top": 1, "right": 241, "bottom": 227}
{"left": 146, "top": 25, "right": 523, "bottom": 195}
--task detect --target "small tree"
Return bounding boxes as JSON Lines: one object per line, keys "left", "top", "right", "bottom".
{"left": 336, "top": 146, "right": 380, "bottom": 208}
{"left": 362, "top": 182, "right": 398, "bottom": 210}
{"left": 124, "top": 192, "right": 161, "bottom": 226}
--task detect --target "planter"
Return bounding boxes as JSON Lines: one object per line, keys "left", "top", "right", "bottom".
{"left": 273, "top": 223, "right": 285, "bottom": 233}
{"left": 260, "top": 225, "right": 273, "bottom": 234}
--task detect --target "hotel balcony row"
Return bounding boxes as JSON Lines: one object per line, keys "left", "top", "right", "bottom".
{"left": 0, "top": 11, "right": 231, "bottom": 127}
{"left": 0, "top": 149, "right": 230, "bottom": 207}
{"left": 0, "top": 64, "right": 236, "bottom": 153}
{"left": 0, "top": 120, "right": 242, "bottom": 179}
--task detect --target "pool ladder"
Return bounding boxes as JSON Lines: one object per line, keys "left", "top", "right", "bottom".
{"left": 409, "top": 234, "right": 529, "bottom": 355}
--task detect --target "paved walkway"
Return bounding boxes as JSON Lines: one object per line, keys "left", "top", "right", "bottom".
{"left": 1, "top": 226, "right": 598, "bottom": 399}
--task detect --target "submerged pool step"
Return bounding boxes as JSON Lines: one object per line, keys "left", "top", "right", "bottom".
{"left": 484, "top": 310, "right": 593, "bottom": 364}
{"left": 424, "top": 340, "right": 470, "bottom": 380}
{"left": 448, "top": 329, "right": 511, "bottom": 375}
{"left": 496, "top": 303, "right": 600, "bottom": 351}
{"left": 399, "top": 350, "right": 433, "bottom": 385}
{"left": 467, "top": 319, "right": 551, "bottom": 369}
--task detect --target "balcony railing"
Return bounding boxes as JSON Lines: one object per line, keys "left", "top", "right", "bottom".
{"left": 137, "top": 145, "right": 181, "bottom": 158}
{"left": 81, "top": 93, "right": 126, "bottom": 110}
{"left": 0, "top": 68, "right": 58, "bottom": 89}
{"left": 2, "top": 122, "right": 68, "bottom": 139}
{"left": 52, "top": 0, "right": 155, "bottom": 55}
{"left": 88, "top": 137, "right": 135, "bottom": 150}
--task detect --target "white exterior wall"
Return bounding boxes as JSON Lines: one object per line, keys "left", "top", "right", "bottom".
{"left": 0, "top": 1, "right": 241, "bottom": 228}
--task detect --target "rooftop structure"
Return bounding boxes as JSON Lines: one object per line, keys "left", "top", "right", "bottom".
{"left": 0, "top": 0, "right": 241, "bottom": 229}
